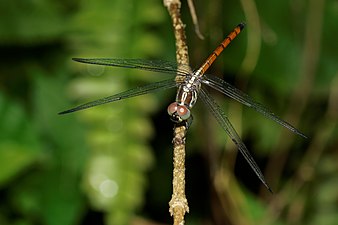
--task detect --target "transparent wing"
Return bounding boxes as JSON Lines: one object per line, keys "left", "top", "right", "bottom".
{"left": 203, "top": 75, "right": 307, "bottom": 138}
{"left": 199, "top": 88, "right": 272, "bottom": 192}
{"left": 72, "top": 58, "right": 191, "bottom": 76}
{"left": 59, "top": 79, "right": 177, "bottom": 114}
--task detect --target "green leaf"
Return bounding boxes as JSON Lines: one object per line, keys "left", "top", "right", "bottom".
{"left": 0, "top": 93, "right": 40, "bottom": 187}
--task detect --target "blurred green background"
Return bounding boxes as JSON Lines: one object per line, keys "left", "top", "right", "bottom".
{"left": 0, "top": 0, "right": 337, "bottom": 225}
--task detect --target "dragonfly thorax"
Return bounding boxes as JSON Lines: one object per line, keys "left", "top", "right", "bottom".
{"left": 176, "top": 75, "right": 201, "bottom": 107}
{"left": 167, "top": 76, "right": 201, "bottom": 122}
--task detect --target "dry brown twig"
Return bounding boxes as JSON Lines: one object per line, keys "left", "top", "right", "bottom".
{"left": 163, "top": 0, "right": 190, "bottom": 224}
{"left": 163, "top": 0, "right": 189, "bottom": 66}
{"left": 187, "top": 0, "right": 204, "bottom": 40}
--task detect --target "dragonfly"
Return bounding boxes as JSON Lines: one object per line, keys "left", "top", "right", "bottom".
{"left": 59, "top": 23, "right": 306, "bottom": 192}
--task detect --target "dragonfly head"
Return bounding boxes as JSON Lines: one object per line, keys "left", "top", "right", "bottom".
{"left": 167, "top": 102, "right": 191, "bottom": 123}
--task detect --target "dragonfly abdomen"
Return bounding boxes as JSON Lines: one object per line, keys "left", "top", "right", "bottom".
{"left": 195, "top": 23, "right": 245, "bottom": 76}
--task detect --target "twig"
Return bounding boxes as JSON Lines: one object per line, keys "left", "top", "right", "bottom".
{"left": 163, "top": 0, "right": 190, "bottom": 224}
{"left": 163, "top": 0, "right": 189, "bottom": 65}
{"left": 187, "top": 0, "right": 204, "bottom": 40}
{"left": 169, "top": 125, "right": 189, "bottom": 224}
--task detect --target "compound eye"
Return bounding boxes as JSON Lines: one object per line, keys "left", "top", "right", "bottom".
{"left": 177, "top": 105, "right": 190, "bottom": 120}
{"left": 167, "top": 102, "right": 178, "bottom": 116}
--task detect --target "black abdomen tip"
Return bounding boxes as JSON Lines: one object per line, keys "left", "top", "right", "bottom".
{"left": 238, "top": 22, "right": 246, "bottom": 30}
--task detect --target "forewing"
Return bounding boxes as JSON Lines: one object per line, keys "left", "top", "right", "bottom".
{"left": 199, "top": 88, "right": 272, "bottom": 192}
{"left": 59, "top": 79, "right": 177, "bottom": 114}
